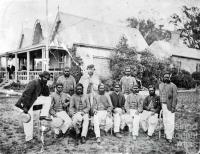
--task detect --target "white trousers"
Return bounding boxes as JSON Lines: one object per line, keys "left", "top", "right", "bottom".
{"left": 113, "top": 108, "right": 124, "bottom": 133}
{"left": 162, "top": 104, "right": 175, "bottom": 140}
{"left": 140, "top": 110, "right": 158, "bottom": 136}
{"left": 123, "top": 109, "right": 140, "bottom": 136}
{"left": 23, "top": 96, "right": 51, "bottom": 141}
{"left": 72, "top": 112, "right": 89, "bottom": 137}
{"left": 53, "top": 111, "right": 72, "bottom": 135}
{"left": 93, "top": 110, "right": 113, "bottom": 138}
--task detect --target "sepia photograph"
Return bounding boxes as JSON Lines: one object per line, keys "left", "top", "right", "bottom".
{"left": 0, "top": 0, "right": 200, "bottom": 153}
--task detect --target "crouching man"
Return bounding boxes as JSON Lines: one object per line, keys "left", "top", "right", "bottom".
{"left": 69, "top": 83, "right": 90, "bottom": 144}
{"left": 93, "top": 83, "right": 113, "bottom": 143}
{"left": 109, "top": 83, "right": 126, "bottom": 138}
{"left": 49, "top": 82, "right": 72, "bottom": 138}
{"left": 124, "top": 85, "right": 143, "bottom": 141}
{"left": 15, "top": 71, "right": 52, "bottom": 142}
{"left": 140, "top": 85, "right": 161, "bottom": 138}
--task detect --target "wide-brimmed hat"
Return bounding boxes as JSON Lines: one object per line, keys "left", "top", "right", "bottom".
{"left": 39, "top": 71, "right": 50, "bottom": 80}
{"left": 20, "top": 112, "right": 31, "bottom": 123}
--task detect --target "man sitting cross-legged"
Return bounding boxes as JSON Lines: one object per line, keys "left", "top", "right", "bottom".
{"left": 140, "top": 85, "right": 161, "bottom": 138}
{"left": 92, "top": 83, "right": 113, "bottom": 144}
{"left": 49, "top": 82, "right": 72, "bottom": 138}
{"left": 69, "top": 83, "right": 90, "bottom": 144}
{"left": 124, "top": 85, "right": 143, "bottom": 141}
{"left": 109, "top": 82, "right": 126, "bottom": 138}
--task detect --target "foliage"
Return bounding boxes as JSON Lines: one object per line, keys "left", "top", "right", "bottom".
{"left": 110, "top": 36, "right": 169, "bottom": 89}
{"left": 127, "top": 17, "right": 171, "bottom": 45}
{"left": 171, "top": 68, "right": 195, "bottom": 89}
{"left": 170, "top": 6, "right": 200, "bottom": 49}
{"left": 192, "top": 71, "right": 200, "bottom": 80}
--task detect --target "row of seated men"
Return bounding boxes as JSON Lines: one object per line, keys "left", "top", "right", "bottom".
{"left": 48, "top": 81, "right": 161, "bottom": 145}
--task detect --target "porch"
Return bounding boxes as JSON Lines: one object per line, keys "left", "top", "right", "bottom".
{"left": 0, "top": 45, "right": 71, "bottom": 84}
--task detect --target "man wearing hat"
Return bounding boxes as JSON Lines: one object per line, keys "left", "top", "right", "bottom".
{"left": 79, "top": 64, "right": 100, "bottom": 103}
{"left": 69, "top": 83, "right": 90, "bottom": 144}
{"left": 159, "top": 71, "right": 177, "bottom": 143}
{"left": 49, "top": 82, "right": 72, "bottom": 138}
{"left": 15, "top": 71, "right": 52, "bottom": 142}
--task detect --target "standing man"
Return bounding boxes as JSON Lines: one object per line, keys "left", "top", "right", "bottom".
{"left": 120, "top": 66, "right": 137, "bottom": 94}
{"left": 49, "top": 82, "right": 72, "bottom": 138}
{"left": 15, "top": 71, "right": 52, "bottom": 142}
{"left": 140, "top": 85, "right": 161, "bottom": 138}
{"left": 93, "top": 83, "right": 113, "bottom": 143}
{"left": 69, "top": 83, "right": 90, "bottom": 144}
{"left": 159, "top": 71, "right": 177, "bottom": 143}
{"left": 79, "top": 64, "right": 100, "bottom": 105}
{"left": 57, "top": 66, "right": 76, "bottom": 96}
{"left": 124, "top": 85, "right": 143, "bottom": 141}
{"left": 109, "top": 83, "right": 125, "bottom": 138}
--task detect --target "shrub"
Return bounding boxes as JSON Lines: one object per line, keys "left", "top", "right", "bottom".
{"left": 171, "top": 69, "right": 195, "bottom": 89}
{"left": 192, "top": 71, "right": 200, "bottom": 80}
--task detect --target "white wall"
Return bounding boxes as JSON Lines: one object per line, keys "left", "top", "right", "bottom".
{"left": 76, "top": 46, "right": 112, "bottom": 79}
{"left": 171, "top": 56, "right": 200, "bottom": 73}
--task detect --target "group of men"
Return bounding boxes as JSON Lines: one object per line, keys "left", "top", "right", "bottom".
{"left": 15, "top": 65, "right": 177, "bottom": 145}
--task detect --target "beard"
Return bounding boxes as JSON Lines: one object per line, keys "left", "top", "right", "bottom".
{"left": 149, "top": 92, "right": 155, "bottom": 96}
{"left": 99, "top": 91, "right": 105, "bottom": 95}
{"left": 163, "top": 79, "right": 170, "bottom": 83}
{"left": 64, "top": 73, "right": 70, "bottom": 77}
{"left": 76, "top": 90, "right": 83, "bottom": 95}
{"left": 41, "top": 79, "right": 47, "bottom": 85}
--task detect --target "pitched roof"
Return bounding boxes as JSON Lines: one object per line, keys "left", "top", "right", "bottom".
{"left": 50, "top": 12, "right": 148, "bottom": 51}
{"left": 149, "top": 40, "right": 200, "bottom": 60}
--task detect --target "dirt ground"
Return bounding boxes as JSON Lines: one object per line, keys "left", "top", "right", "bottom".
{"left": 0, "top": 95, "right": 198, "bottom": 154}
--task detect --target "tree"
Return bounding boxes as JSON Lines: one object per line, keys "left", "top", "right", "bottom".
{"left": 170, "top": 6, "right": 200, "bottom": 49}
{"left": 110, "top": 36, "right": 170, "bottom": 88}
{"left": 127, "top": 17, "right": 171, "bottom": 45}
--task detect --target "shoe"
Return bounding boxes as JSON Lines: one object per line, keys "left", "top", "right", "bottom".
{"left": 96, "top": 137, "right": 101, "bottom": 144}
{"left": 132, "top": 135, "right": 137, "bottom": 141}
{"left": 81, "top": 136, "right": 86, "bottom": 144}
{"left": 114, "top": 132, "right": 122, "bottom": 138}
{"left": 39, "top": 116, "right": 52, "bottom": 121}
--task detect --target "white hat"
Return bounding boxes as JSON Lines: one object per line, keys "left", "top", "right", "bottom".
{"left": 20, "top": 112, "right": 31, "bottom": 123}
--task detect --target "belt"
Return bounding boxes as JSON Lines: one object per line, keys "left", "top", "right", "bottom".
{"left": 161, "top": 102, "right": 167, "bottom": 104}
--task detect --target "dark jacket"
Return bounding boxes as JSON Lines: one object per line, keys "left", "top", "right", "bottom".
{"left": 159, "top": 82, "right": 177, "bottom": 112}
{"left": 109, "top": 92, "right": 125, "bottom": 110}
{"left": 15, "top": 79, "right": 50, "bottom": 112}
{"left": 143, "top": 94, "right": 161, "bottom": 114}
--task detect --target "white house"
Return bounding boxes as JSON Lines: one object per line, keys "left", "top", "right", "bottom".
{"left": 0, "top": 11, "right": 148, "bottom": 84}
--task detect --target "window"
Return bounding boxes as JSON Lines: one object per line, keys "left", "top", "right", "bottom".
{"left": 175, "top": 61, "right": 181, "bottom": 72}
{"left": 196, "top": 64, "right": 200, "bottom": 72}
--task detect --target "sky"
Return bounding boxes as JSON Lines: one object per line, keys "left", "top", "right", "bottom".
{"left": 0, "top": 0, "right": 199, "bottom": 53}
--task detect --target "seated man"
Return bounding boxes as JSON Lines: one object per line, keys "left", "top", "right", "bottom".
{"left": 49, "top": 82, "right": 72, "bottom": 138}
{"left": 124, "top": 85, "right": 143, "bottom": 141}
{"left": 140, "top": 85, "right": 161, "bottom": 138}
{"left": 109, "top": 83, "right": 125, "bottom": 138}
{"left": 15, "top": 71, "right": 52, "bottom": 142}
{"left": 92, "top": 83, "right": 113, "bottom": 143}
{"left": 69, "top": 83, "right": 90, "bottom": 144}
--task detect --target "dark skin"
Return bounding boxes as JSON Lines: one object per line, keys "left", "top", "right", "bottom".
{"left": 64, "top": 68, "right": 70, "bottom": 77}
{"left": 147, "top": 87, "right": 156, "bottom": 115}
